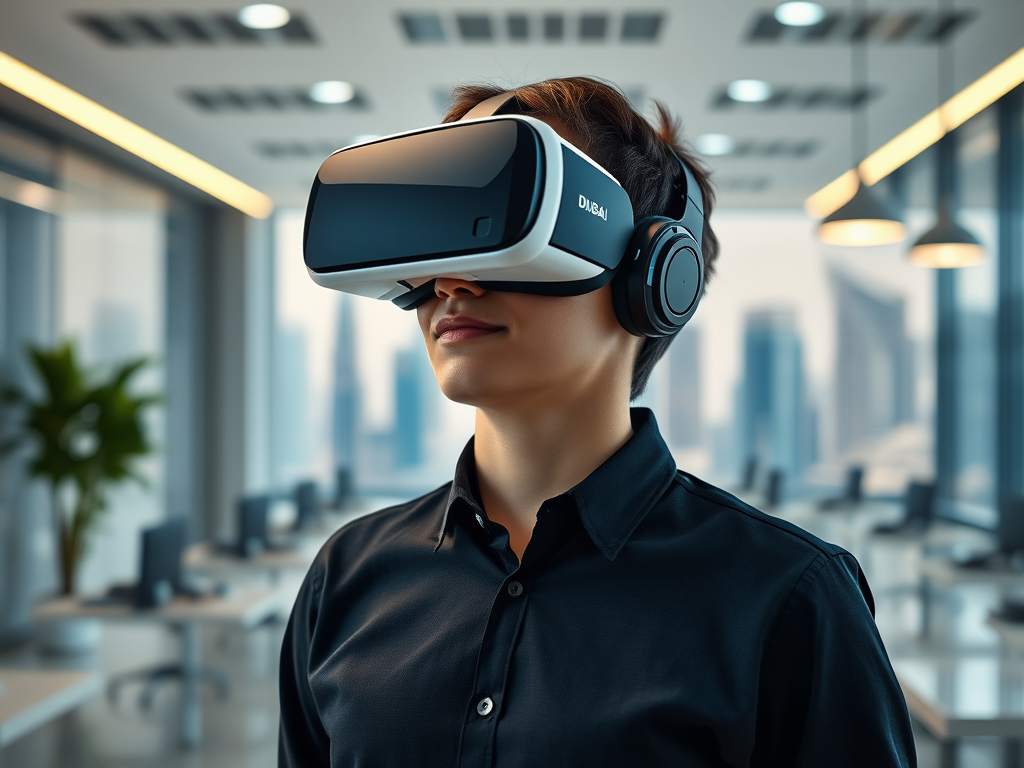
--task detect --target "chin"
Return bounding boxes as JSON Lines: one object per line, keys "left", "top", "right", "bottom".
{"left": 434, "top": 361, "right": 534, "bottom": 408}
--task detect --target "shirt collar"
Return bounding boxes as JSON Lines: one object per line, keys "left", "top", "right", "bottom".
{"left": 436, "top": 408, "right": 677, "bottom": 560}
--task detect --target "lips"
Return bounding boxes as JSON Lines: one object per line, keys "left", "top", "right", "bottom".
{"left": 434, "top": 314, "right": 505, "bottom": 343}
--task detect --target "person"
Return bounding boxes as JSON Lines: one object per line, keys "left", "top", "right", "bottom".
{"left": 278, "top": 77, "right": 916, "bottom": 768}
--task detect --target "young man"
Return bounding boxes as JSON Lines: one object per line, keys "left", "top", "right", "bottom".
{"left": 279, "top": 77, "right": 916, "bottom": 767}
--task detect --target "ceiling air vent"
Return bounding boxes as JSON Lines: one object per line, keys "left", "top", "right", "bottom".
{"left": 716, "top": 176, "right": 772, "bottom": 193}
{"left": 73, "top": 11, "right": 317, "bottom": 46}
{"left": 184, "top": 87, "right": 368, "bottom": 113}
{"left": 712, "top": 84, "right": 879, "bottom": 111}
{"left": 745, "top": 8, "right": 975, "bottom": 44}
{"left": 397, "top": 10, "right": 665, "bottom": 44}
{"left": 255, "top": 141, "right": 346, "bottom": 159}
{"left": 720, "top": 140, "right": 819, "bottom": 158}
{"left": 400, "top": 12, "right": 446, "bottom": 43}
{"left": 622, "top": 13, "right": 663, "bottom": 42}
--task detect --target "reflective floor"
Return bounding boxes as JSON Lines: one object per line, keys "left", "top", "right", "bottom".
{"left": 0, "top": 613, "right": 285, "bottom": 767}
{"left": 2, "top": 506, "right": 1023, "bottom": 767}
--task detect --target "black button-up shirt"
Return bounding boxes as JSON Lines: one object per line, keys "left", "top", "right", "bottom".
{"left": 279, "top": 408, "right": 915, "bottom": 767}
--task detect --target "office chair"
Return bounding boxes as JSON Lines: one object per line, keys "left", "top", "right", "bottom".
{"left": 872, "top": 480, "right": 935, "bottom": 535}
{"left": 765, "top": 469, "right": 785, "bottom": 510}
{"left": 819, "top": 465, "right": 866, "bottom": 511}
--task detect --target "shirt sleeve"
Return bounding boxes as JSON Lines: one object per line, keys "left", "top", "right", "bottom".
{"left": 751, "top": 552, "right": 917, "bottom": 768}
{"left": 278, "top": 558, "right": 331, "bottom": 768}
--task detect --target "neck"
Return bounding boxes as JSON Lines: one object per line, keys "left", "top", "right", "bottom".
{"left": 473, "top": 390, "right": 634, "bottom": 559}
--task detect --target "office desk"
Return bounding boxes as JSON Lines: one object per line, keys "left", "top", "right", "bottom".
{"left": 894, "top": 656, "right": 1024, "bottom": 768}
{"left": 184, "top": 541, "right": 319, "bottom": 583}
{"left": 917, "top": 555, "right": 1024, "bottom": 640}
{"left": 33, "top": 588, "right": 282, "bottom": 748}
{"left": 0, "top": 669, "right": 102, "bottom": 764}
{"left": 919, "top": 558, "right": 1024, "bottom": 589}
{"left": 184, "top": 509, "right": 375, "bottom": 584}
{"left": 989, "top": 615, "right": 1024, "bottom": 655}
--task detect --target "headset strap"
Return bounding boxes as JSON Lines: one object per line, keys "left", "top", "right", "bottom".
{"left": 461, "top": 91, "right": 703, "bottom": 249}
{"left": 673, "top": 153, "right": 705, "bottom": 250}
{"left": 459, "top": 91, "right": 520, "bottom": 121}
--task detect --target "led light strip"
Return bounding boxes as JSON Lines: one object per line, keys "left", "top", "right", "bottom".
{"left": 807, "top": 46, "right": 1024, "bottom": 219}
{"left": 0, "top": 50, "right": 273, "bottom": 218}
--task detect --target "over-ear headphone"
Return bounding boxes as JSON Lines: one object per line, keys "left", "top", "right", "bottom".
{"left": 611, "top": 154, "right": 705, "bottom": 338}
{"left": 463, "top": 91, "right": 706, "bottom": 339}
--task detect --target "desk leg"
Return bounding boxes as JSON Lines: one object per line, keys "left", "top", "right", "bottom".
{"left": 920, "top": 575, "right": 932, "bottom": 639}
{"left": 1005, "top": 739, "right": 1022, "bottom": 768}
{"left": 940, "top": 739, "right": 957, "bottom": 768}
{"left": 179, "top": 622, "right": 201, "bottom": 749}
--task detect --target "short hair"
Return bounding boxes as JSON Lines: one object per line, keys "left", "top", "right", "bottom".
{"left": 443, "top": 77, "right": 719, "bottom": 400}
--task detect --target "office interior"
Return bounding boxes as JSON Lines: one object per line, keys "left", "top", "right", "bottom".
{"left": 0, "top": 0, "right": 1023, "bottom": 765}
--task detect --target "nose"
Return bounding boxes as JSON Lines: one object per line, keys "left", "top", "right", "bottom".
{"left": 434, "top": 277, "right": 486, "bottom": 300}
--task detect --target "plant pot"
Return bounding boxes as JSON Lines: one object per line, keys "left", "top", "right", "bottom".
{"left": 37, "top": 617, "right": 103, "bottom": 656}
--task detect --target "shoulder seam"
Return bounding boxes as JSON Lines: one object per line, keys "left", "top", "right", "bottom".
{"left": 670, "top": 472, "right": 838, "bottom": 557}
{"left": 763, "top": 550, "right": 863, "bottom": 659}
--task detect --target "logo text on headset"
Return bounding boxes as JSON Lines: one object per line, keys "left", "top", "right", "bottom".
{"left": 578, "top": 195, "right": 608, "bottom": 221}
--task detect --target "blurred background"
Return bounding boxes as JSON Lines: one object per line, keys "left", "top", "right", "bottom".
{"left": 0, "top": 0, "right": 1022, "bottom": 766}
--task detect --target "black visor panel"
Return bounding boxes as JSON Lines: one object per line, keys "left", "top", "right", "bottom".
{"left": 304, "top": 120, "right": 543, "bottom": 273}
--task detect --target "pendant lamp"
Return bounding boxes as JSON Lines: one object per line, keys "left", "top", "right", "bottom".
{"left": 819, "top": 177, "right": 906, "bottom": 246}
{"left": 909, "top": 203, "right": 983, "bottom": 267}
{"left": 908, "top": 0, "right": 984, "bottom": 268}
{"left": 817, "top": 0, "right": 906, "bottom": 246}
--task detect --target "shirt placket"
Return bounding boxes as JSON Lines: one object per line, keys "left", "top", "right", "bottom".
{"left": 457, "top": 503, "right": 576, "bottom": 768}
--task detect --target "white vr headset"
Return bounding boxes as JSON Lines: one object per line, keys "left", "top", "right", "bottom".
{"left": 303, "top": 92, "right": 706, "bottom": 337}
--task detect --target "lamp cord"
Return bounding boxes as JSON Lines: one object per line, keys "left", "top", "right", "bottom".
{"left": 852, "top": 0, "right": 869, "bottom": 169}
{"left": 939, "top": 0, "right": 953, "bottom": 131}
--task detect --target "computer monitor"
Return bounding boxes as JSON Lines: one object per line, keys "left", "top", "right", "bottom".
{"left": 765, "top": 469, "right": 785, "bottom": 509}
{"left": 904, "top": 481, "right": 935, "bottom": 526}
{"left": 741, "top": 456, "right": 758, "bottom": 492}
{"left": 294, "top": 480, "right": 319, "bottom": 531}
{"left": 238, "top": 495, "right": 270, "bottom": 558}
{"left": 843, "top": 466, "right": 865, "bottom": 503}
{"left": 136, "top": 517, "right": 187, "bottom": 609}
{"left": 334, "top": 466, "right": 353, "bottom": 509}
{"left": 999, "top": 497, "right": 1024, "bottom": 553}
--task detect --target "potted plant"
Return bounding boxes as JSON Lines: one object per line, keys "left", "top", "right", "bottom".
{"left": 0, "top": 341, "right": 159, "bottom": 653}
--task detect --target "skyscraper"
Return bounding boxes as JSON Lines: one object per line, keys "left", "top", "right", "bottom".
{"left": 830, "top": 267, "right": 915, "bottom": 454}
{"left": 332, "top": 295, "right": 360, "bottom": 475}
{"left": 740, "top": 309, "right": 805, "bottom": 484}
{"left": 666, "top": 327, "right": 702, "bottom": 449}
{"left": 393, "top": 344, "right": 430, "bottom": 468}
{"left": 274, "top": 325, "right": 309, "bottom": 482}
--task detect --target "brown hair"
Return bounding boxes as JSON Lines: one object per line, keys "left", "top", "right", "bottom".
{"left": 442, "top": 77, "right": 719, "bottom": 400}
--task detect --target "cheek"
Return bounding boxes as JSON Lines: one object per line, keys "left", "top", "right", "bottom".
{"left": 510, "top": 291, "right": 631, "bottom": 375}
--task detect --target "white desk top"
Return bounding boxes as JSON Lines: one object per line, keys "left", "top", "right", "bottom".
{"left": 32, "top": 587, "right": 284, "bottom": 629}
{"left": 0, "top": 669, "right": 102, "bottom": 746}
{"left": 183, "top": 540, "right": 318, "bottom": 575}
{"left": 988, "top": 615, "right": 1024, "bottom": 653}
{"left": 183, "top": 510, "right": 372, "bottom": 577}
{"left": 919, "top": 557, "right": 1024, "bottom": 588}
{"left": 893, "top": 657, "right": 1024, "bottom": 739}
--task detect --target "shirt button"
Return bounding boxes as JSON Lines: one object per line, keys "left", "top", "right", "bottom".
{"left": 507, "top": 581, "right": 523, "bottom": 597}
{"left": 476, "top": 697, "right": 494, "bottom": 717}
{"left": 475, "top": 513, "right": 485, "bottom": 528}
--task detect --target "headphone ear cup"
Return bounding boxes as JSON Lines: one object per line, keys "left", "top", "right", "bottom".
{"left": 613, "top": 217, "right": 704, "bottom": 338}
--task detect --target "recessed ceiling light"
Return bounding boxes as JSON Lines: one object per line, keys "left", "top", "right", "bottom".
{"left": 310, "top": 81, "right": 355, "bottom": 105}
{"left": 238, "top": 4, "right": 291, "bottom": 30}
{"left": 695, "top": 134, "right": 735, "bottom": 156}
{"left": 727, "top": 79, "right": 772, "bottom": 103}
{"left": 774, "top": 2, "right": 826, "bottom": 27}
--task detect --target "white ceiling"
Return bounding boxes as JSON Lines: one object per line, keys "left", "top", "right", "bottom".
{"left": 0, "top": 0, "right": 1021, "bottom": 211}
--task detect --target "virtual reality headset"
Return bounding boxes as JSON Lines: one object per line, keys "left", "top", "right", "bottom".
{"left": 303, "top": 93, "right": 706, "bottom": 337}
